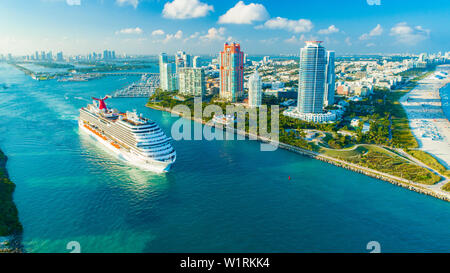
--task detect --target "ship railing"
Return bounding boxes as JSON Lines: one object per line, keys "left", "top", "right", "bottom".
{"left": 141, "top": 147, "right": 175, "bottom": 157}
{"left": 138, "top": 143, "right": 173, "bottom": 153}
{"left": 135, "top": 131, "right": 165, "bottom": 140}
{"left": 137, "top": 135, "right": 169, "bottom": 144}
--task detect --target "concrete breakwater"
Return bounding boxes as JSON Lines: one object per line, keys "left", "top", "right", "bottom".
{"left": 147, "top": 104, "right": 450, "bottom": 203}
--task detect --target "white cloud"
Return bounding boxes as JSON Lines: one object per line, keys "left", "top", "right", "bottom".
{"left": 163, "top": 30, "right": 183, "bottom": 43}
{"left": 183, "top": 32, "right": 201, "bottom": 42}
{"left": 189, "top": 32, "right": 200, "bottom": 39}
{"left": 163, "top": 0, "right": 214, "bottom": 19}
{"left": 259, "top": 37, "right": 279, "bottom": 44}
{"left": 366, "top": 43, "right": 376, "bottom": 47}
{"left": 66, "top": 0, "right": 81, "bottom": 5}
{"left": 359, "top": 24, "right": 383, "bottom": 40}
{"left": 200, "top": 27, "right": 226, "bottom": 41}
{"left": 390, "top": 22, "right": 430, "bottom": 44}
{"left": 261, "top": 17, "right": 313, "bottom": 33}
{"left": 284, "top": 34, "right": 320, "bottom": 44}
{"left": 318, "top": 25, "right": 339, "bottom": 35}
{"left": 285, "top": 35, "right": 300, "bottom": 44}
{"left": 116, "top": 0, "right": 139, "bottom": 8}
{"left": 345, "top": 37, "right": 352, "bottom": 46}
{"left": 369, "top": 24, "right": 383, "bottom": 36}
{"left": 152, "top": 29, "right": 165, "bottom": 36}
{"left": 115, "top": 27, "right": 143, "bottom": 35}
{"left": 218, "top": 1, "right": 269, "bottom": 24}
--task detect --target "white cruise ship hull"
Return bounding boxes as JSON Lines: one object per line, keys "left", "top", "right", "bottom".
{"left": 79, "top": 120, "right": 174, "bottom": 173}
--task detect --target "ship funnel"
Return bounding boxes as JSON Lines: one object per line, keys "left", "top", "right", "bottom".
{"left": 92, "top": 96, "right": 109, "bottom": 110}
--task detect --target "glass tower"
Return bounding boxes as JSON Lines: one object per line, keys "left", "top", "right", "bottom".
{"left": 159, "top": 53, "right": 177, "bottom": 91}
{"left": 297, "top": 41, "right": 327, "bottom": 114}
{"left": 248, "top": 70, "right": 262, "bottom": 108}
{"left": 324, "top": 50, "right": 336, "bottom": 106}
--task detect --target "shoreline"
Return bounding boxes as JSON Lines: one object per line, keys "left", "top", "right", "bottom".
{"left": 400, "top": 65, "right": 450, "bottom": 169}
{"left": 146, "top": 103, "right": 450, "bottom": 203}
{"left": 0, "top": 149, "right": 23, "bottom": 253}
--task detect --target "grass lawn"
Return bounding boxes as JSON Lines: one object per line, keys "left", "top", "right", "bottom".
{"left": 321, "top": 144, "right": 440, "bottom": 185}
{"left": 406, "top": 149, "right": 450, "bottom": 178}
{"left": 443, "top": 182, "right": 450, "bottom": 192}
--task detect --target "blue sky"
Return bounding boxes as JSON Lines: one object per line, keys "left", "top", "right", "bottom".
{"left": 0, "top": 0, "right": 449, "bottom": 55}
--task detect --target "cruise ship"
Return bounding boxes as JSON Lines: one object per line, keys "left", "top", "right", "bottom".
{"left": 79, "top": 96, "right": 176, "bottom": 173}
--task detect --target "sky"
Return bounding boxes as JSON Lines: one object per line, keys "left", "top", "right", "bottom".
{"left": 0, "top": 0, "right": 449, "bottom": 56}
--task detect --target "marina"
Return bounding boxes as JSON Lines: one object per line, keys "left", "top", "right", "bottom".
{"left": 112, "top": 74, "right": 160, "bottom": 98}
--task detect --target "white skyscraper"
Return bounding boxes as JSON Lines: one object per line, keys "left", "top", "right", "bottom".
{"left": 298, "top": 41, "right": 326, "bottom": 114}
{"left": 324, "top": 51, "right": 336, "bottom": 106}
{"left": 175, "top": 51, "right": 191, "bottom": 72}
{"left": 282, "top": 41, "right": 337, "bottom": 123}
{"left": 193, "top": 56, "right": 201, "bottom": 68}
{"left": 178, "top": 67, "right": 206, "bottom": 96}
{"left": 159, "top": 53, "right": 177, "bottom": 91}
{"left": 248, "top": 71, "right": 262, "bottom": 108}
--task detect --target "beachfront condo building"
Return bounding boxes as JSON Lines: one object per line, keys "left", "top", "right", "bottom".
{"left": 283, "top": 41, "right": 337, "bottom": 123}
{"left": 176, "top": 51, "right": 191, "bottom": 72}
{"left": 219, "top": 42, "right": 244, "bottom": 102}
{"left": 178, "top": 67, "right": 206, "bottom": 97}
{"left": 298, "top": 41, "right": 327, "bottom": 114}
{"left": 324, "top": 50, "right": 336, "bottom": 106}
{"left": 159, "top": 53, "right": 177, "bottom": 92}
{"left": 248, "top": 71, "right": 262, "bottom": 108}
{"left": 193, "top": 56, "right": 201, "bottom": 68}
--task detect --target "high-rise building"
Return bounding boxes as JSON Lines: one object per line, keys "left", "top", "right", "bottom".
{"left": 35, "top": 51, "right": 39, "bottom": 60}
{"left": 175, "top": 51, "right": 190, "bottom": 71}
{"left": 178, "top": 67, "right": 206, "bottom": 96}
{"left": 159, "top": 53, "right": 177, "bottom": 92}
{"left": 248, "top": 70, "right": 262, "bottom": 108}
{"left": 46, "top": 51, "right": 53, "bottom": 61}
{"left": 56, "top": 52, "right": 64, "bottom": 62}
{"left": 41, "top": 51, "right": 46, "bottom": 61}
{"left": 297, "top": 41, "right": 327, "bottom": 114}
{"left": 159, "top": 53, "right": 169, "bottom": 90}
{"left": 219, "top": 42, "right": 244, "bottom": 102}
{"left": 283, "top": 41, "right": 336, "bottom": 123}
{"left": 324, "top": 51, "right": 336, "bottom": 106}
{"left": 193, "top": 56, "right": 201, "bottom": 68}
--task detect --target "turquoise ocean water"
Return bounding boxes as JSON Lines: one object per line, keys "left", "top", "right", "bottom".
{"left": 0, "top": 63, "right": 450, "bottom": 253}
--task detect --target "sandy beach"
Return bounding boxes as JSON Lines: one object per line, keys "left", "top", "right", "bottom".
{"left": 400, "top": 67, "right": 450, "bottom": 169}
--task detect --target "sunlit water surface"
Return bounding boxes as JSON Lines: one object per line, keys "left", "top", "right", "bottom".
{"left": 0, "top": 63, "right": 449, "bottom": 253}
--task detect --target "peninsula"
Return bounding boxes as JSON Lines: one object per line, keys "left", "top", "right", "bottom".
{"left": 0, "top": 149, "right": 23, "bottom": 252}
{"left": 146, "top": 68, "right": 450, "bottom": 202}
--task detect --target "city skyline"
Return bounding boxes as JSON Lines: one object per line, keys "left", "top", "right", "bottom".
{"left": 1, "top": 0, "right": 449, "bottom": 55}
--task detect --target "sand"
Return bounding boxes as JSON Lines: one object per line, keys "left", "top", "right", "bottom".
{"left": 400, "top": 68, "right": 450, "bottom": 169}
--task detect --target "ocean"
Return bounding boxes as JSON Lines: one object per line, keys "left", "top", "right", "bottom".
{"left": 0, "top": 63, "right": 450, "bottom": 253}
